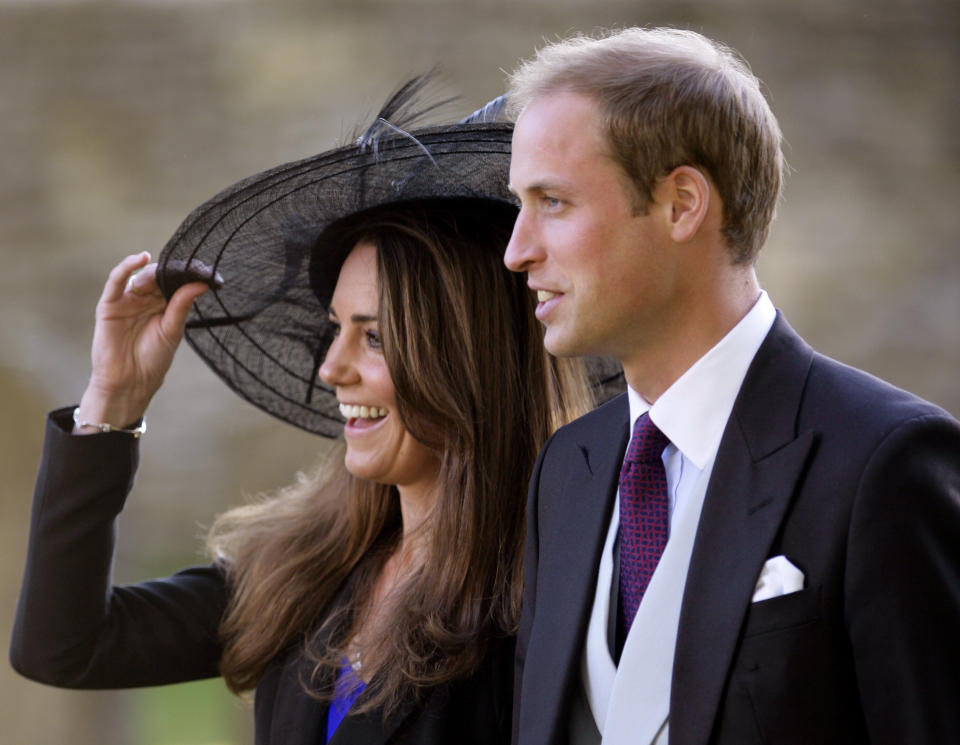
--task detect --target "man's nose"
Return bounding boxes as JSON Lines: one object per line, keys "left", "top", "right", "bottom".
{"left": 504, "top": 209, "right": 540, "bottom": 273}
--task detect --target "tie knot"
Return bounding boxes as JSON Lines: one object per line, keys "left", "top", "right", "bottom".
{"left": 624, "top": 413, "right": 670, "bottom": 465}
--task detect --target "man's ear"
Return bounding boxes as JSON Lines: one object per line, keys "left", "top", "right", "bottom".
{"left": 657, "top": 165, "right": 711, "bottom": 243}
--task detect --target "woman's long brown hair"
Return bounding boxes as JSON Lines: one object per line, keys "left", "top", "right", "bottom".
{"left": 208, "top": 199, "right": 592, "bottom": 716}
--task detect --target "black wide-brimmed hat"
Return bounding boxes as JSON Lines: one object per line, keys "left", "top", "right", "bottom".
{"left": 158, "top": 76, "right": 622, "bottom": 436}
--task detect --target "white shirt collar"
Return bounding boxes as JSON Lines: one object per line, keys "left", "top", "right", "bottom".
{"left": 627, "top": 291, "right": 776, "bottom": 469}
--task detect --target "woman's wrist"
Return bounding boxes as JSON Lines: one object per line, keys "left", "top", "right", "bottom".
{"left": 74, "top": 387, "right": 148, "bottom": 436}
{"left": 71, "top": 407, "right": 147, "bottom": 438}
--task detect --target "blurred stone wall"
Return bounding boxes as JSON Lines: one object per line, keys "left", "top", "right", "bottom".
{"left": 1, "top": 1, "right": 956, "bottom": 743}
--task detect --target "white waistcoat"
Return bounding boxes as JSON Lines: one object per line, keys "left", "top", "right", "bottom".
{"left": 570, "top": 452, "right": 716, "bottom": 745}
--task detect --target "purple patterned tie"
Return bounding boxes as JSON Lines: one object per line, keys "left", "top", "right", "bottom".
{"left": 618, "top": 412, "right": 670, "bottom": 640}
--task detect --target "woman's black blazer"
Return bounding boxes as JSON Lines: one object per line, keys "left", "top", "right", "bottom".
{"left": 10, "top": 409, "right": 513, "bottom": 745}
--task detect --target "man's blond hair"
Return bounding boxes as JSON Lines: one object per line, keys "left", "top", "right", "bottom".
{"left": 508, "top": 27, "right": 784, "bottom": 263}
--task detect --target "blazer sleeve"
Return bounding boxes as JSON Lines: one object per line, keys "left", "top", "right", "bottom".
{"left": 845, "top": 411, "right": 960, "bottom": 743}
{"left": 9, "top": 407, "right": 227, "bottom": 689}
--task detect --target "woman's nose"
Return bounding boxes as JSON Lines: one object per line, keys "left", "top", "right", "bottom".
{"left": 318, "top": 334, "right": 357, "bottom": 387}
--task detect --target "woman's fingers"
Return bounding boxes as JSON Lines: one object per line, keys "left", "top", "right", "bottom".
{"left": 101, "top": 254, "right": 215, "bottom": 311}
{"left": 125, "top": 262, "right": 160, "bottom": 298}
{"left": 80, "top": 254, "right": 210, "bottom": 427}
{"left": 101, "top": 252, "right": 151, "bottom": 304}
{"left": 161, "top": 282, "right": 210, "bottom": 341}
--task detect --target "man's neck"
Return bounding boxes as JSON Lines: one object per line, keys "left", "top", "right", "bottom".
{"left": 622, "top": 270, "right": 761, "bottom": 403}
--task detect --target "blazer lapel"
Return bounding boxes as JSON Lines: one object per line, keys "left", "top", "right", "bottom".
{"left": 524, "top": 394, "right": 629, "bottom": 739}
{"left": 670, "top": 315, "right": 818, "bottom": 745}
{"left": 265, "top": 649, "right": 416, "bottom": 745}
{"left": 261, "top": 591, "right": 357, "bottom": 745}
{"left": 329, "top": 695, "right": 417, "bottom": 745}
{"left": 264, "top": 647, "right": 328, "bottom": 745}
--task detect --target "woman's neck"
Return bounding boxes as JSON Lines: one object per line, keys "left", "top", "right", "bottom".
{"left": 350, "top": 539, "right": 424, "bottom": 682}
{"left": 395, "top": 480, "right": 438, "bottom": 540}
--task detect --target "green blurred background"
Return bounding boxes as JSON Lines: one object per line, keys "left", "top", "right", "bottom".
{"left": 1, "top": 0, "right": 957, "bottom": 743}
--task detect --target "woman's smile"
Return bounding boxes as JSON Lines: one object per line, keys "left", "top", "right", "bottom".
{"left": 318, "top": 242, "right": 439, "bottom": 498}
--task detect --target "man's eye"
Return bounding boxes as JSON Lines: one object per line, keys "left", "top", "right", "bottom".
{"left": 544, "top": 196, "right": 562, "bottom": 209}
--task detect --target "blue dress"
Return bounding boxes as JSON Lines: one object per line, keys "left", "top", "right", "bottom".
{"left": 325, "top": 659, "right": 366, "bottom": 742}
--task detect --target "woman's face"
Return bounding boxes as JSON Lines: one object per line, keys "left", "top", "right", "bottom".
{"left": 318, "top": 241, "right": 439, "bottom": 499}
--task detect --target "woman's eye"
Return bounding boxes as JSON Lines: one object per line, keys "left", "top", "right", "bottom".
{"left": 328, "top": 320, "right": 341, "bottom": 338}
{"left": 366, "top": 329, "right": 382, "bottom": 348}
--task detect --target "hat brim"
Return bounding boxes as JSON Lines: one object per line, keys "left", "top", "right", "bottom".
{"left": 157, "top": 123, "right": 517, "bottom": 436}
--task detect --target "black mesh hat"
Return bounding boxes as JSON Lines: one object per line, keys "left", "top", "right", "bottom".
{"left": 157, "top": 77, "right": 623, "bottom": 436}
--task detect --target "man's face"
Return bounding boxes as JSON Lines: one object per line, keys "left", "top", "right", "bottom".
{"left": 505, "top": 91, "right": 681, "bottom": 367}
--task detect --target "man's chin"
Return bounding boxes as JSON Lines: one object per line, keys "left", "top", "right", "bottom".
{"left": 544, "top": 329, "right": 589, "bottom": 359}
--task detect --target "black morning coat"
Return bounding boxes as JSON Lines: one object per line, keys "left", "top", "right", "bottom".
{"left": 513, "top": 314, "right": 960, "bottom": 745}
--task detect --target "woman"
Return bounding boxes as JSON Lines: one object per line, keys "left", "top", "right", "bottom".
{"left": 10, "top": 80, "right": 606, "bottom": 744}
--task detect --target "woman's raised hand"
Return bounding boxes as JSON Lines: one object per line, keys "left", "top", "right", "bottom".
{"left": 73, "top": 252, "right": 211, "bottom": 433}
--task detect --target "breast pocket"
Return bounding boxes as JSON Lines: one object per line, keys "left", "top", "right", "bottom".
{"left": 741, "top": 585, "right": 820, "bottom": 639}
{"left": 726, "top": 586, "right": 860, "bottom": 744}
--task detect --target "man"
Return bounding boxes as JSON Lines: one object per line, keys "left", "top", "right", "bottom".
{"left": 504, "top": 27, "right": 960, "bottom": 745}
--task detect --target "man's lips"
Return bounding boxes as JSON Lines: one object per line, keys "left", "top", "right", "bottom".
{"left": 534, "top": 289, "right": 562, "bottom": 321}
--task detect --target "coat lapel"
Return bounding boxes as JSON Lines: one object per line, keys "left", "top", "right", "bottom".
{"left": 669, "top": 315, "right": 818, "bottom": 745}
{"left": 524, "top": 394, "right": 629, "bottom": 740}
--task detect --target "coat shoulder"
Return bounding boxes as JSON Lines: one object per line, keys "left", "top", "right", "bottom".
{"left": 803, "top": 350, "right": 956, "bottom": 432}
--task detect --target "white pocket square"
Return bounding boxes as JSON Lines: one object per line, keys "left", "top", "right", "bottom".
{"left": 752, "top": 555, "right": 804, "bottom": 602}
